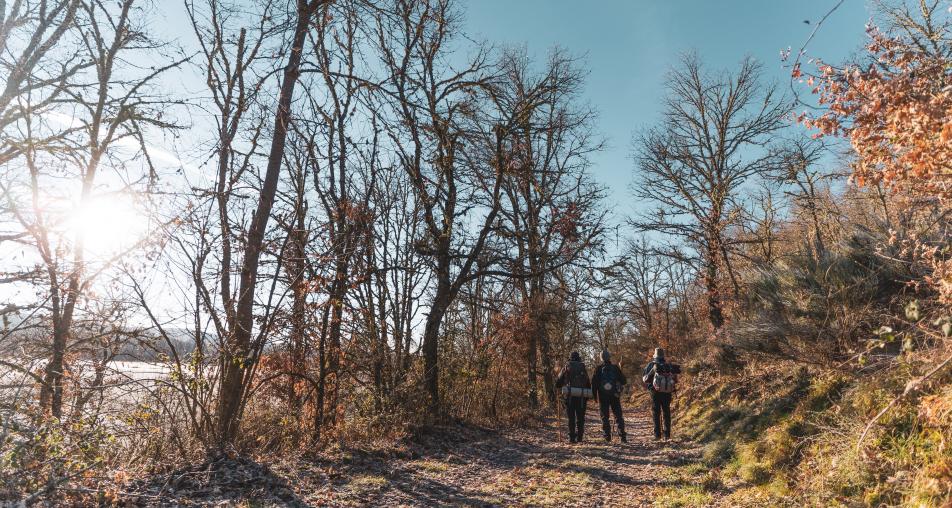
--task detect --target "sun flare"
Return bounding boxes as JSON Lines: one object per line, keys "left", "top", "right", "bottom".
{"left": 66, "top": 195, "right": 148, "bottom": 257}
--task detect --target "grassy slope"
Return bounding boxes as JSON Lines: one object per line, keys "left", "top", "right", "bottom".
{"left": 656, "top": 359, "right": 952, "bottom": 507}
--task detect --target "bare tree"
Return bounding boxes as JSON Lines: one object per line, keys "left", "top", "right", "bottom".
{"left": 182, "top": 0, "right": 276, "bottom": 449}
{"left": 375, "top": 0, "right": 566, "bottom": 414}
{"left": 0, "top": 0, "right": 84, "bottom": 311}
{"left": 631, "top": 53, "right": 790, "bottom": 335}
{"left": 614, "top": 239, "right": 672, "bottom": 342}
{"left": 353, "top": 153, "right": 429, "bottom": 406}
{"left": 0, "top": 0, "right": 84, "bottom": 165}
{"left": 495, "top": 49, "right": 606, "bottom": 408}
{"left": 299, "top": 0, "right": 369, "bottom": 427}
{"left": 772, "top": 138, "right": 839, "bottom": 260}
{"left": 738, "top": 183, "right": 784, "bottom": 266}
{"left": 212, "top": 0, "right": 334, "bottom": 448}
{"left": 185, "top": 0, "right": 332, "bottom": 448}
{"left": 373, "top": 0, "right": 493, "bottom": 414}
{"left": 1, "top": 0, "right": 183, "bottom": 419}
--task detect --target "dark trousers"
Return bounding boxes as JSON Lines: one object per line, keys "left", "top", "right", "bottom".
{"left": 598, "top": 394, "right": 625, "bottom": 439}
{"left": 564, "top": 396, "right": 586, "bottom": 441}
{"left": 651, "top": 391, "right": 672, "bottom": 438}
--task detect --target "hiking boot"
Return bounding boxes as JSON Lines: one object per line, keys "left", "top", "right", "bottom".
{"left": 620, "top": 434, "right": 627, "bottom": 443}
{"left": 569, "top": 436, "right": 577, "bottom": 444}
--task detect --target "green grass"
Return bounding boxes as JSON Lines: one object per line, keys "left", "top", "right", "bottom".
{"left": 347, "top": 474, "right": 389, "bottom": 492}
{"left": 677, "top": 369, "right": 847, "bottom": 497}
{"left": 680, "top": 364, "right": 952, "bottom": 506}
{"left": 653, "top": 485, "right": 713, "bottom": 508}
{"left": 414, "top": 459, "right": 449, "bottom": 473}
{"left": 701, "top": 440, "right": 734, "bottom": 466}
{"left": 681, "top": 462, "right": 708, "bottom": 477}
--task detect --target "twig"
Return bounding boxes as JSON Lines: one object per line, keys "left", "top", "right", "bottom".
{"left": 856, "top": 349, "right": 952, "bottom": 451}
{"left": 788, "top": 0, "right": 847, "bottom": 107}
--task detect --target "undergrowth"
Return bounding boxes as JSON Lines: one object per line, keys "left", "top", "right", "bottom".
{"left": 671, "top": 359, "right": 952, "bottom": 506}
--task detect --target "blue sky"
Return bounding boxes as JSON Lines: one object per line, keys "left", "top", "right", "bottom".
{"left": 153, "top": 1, "right": 873, "bottom": 213}
{"left": 0, "top": 1, "right": 876, "bottom": 323}
{"left": 461, "top": 0, "right": 872, "bottom": 217}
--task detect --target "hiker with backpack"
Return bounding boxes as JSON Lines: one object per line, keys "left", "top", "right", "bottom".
{"left": 642, "top": 347, "right": 679, "bottom": 441}
{"left": 591, "top": 349, "right": 627, "bottom": 443}
{"left": 555, "top": 351, "right": 592, "bottom": 443}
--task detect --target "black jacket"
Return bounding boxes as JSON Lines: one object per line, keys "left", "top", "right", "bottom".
{"left": 591, "top": 362, "right": 626, "bottom": 402}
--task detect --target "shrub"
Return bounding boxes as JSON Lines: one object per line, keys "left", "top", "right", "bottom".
{"left": 702, "top": 440, "right": 734, "bottom": 466}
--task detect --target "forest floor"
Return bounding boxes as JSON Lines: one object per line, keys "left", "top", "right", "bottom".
{"left": 120, "top": 405, "right": 722, "bottom": 507}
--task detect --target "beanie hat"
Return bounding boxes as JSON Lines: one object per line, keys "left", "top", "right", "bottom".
{"left": 570, "top": 351, "right": 581, "bottom": 362}
{"left": 601, "top": 349, "right": 611, "bottom": 363}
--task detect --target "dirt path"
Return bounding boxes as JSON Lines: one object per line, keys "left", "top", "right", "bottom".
{"left": 278, "top": 406, "right": 715, "bottom": 507}
{"left": 123, "top": 405, "right": 716, "bottom": 507}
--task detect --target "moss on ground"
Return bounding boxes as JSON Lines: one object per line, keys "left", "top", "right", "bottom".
{"left": 676, "top": 362, "right": 952, "bottom": 506}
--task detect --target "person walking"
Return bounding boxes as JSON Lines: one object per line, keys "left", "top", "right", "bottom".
{"left": 591, "top": 349, "right": 627, "bottom": 443}
{"left": 555, "top": 351, "right": 591, "bottom": 443}
{"left": 642, "top": 347, "right": 678, "bottom": 441}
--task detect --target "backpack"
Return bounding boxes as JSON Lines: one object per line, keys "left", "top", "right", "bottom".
{"left": 567, "top": 361, "right": 588, "bottom": 388}
{"left": 652, "top": 361, "right": 676, "bottom": 393}
{"left": 600, "top": 364, "right": 621, "bottom": 395}
{"left": 562, "top": 361, "right": 592, "bottom": 398}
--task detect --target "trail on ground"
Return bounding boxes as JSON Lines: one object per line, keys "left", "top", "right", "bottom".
{"left": 124, "top": 406, "right": 715, "bottom": 507}
{"left": 293, "top": 406, "right": 710, "bottom": 507}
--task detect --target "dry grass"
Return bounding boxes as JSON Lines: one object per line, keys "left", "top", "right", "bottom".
{"left": 674, "top": 358, "right": 952, "bottom": 506}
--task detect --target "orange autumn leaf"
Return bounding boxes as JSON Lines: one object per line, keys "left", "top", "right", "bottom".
{"left": 800, "top": 24, "right": 952, "bottom": 198}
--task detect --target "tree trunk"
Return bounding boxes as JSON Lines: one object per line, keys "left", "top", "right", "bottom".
{"left": 216, "top": 1, "right": 316, "bottom": 448}
{"left": 720, "top": 240, "right": 741, "bottom": 299}
{"left": 312, "top": 302, "right": 330, "bottom": 444}
{"left": 538, "top": 317, "right": 555, "bottom": 408}
{"left": 326, "top": 269, "right": 345, "bottom": 423}
{"left": 422, "top": 259, "right": 452, "bottom": 415}
{"left": 806, "top": 191, "right": 826, "bottom": 259}
{"left": 704, "top": 241, "right": 725, "bottom": 331}
{"left": 41, "top": 317, "right": 68, "bottom": 419}
{"left": 526, "top": 327, "right": 539, "bottom": 410}
{"left": 288, "top": 214, "right": 307, "bottom": 419}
